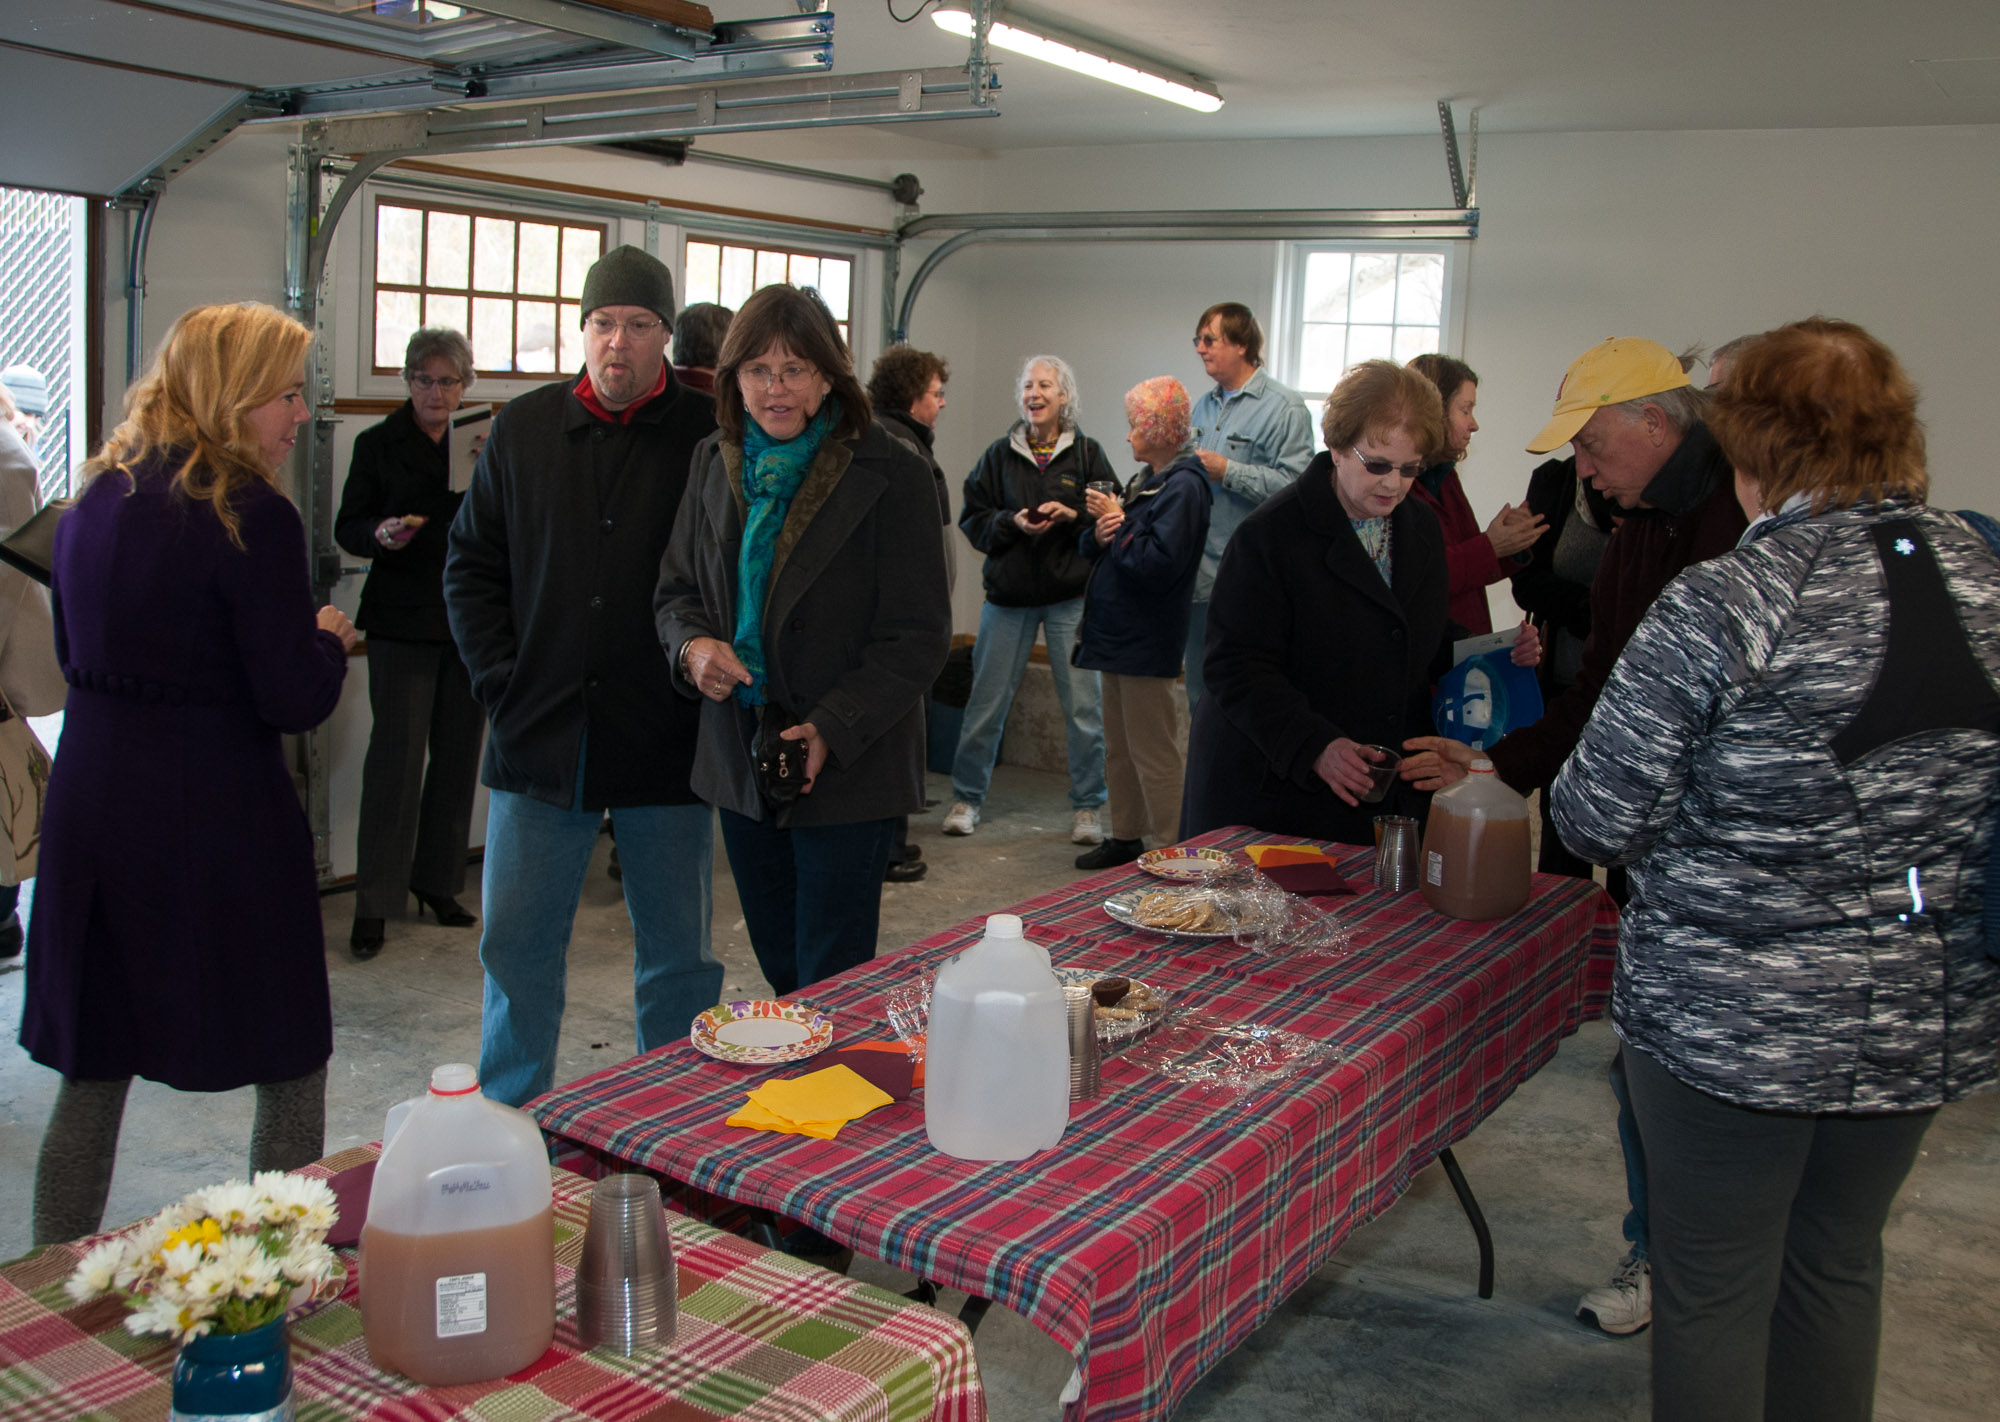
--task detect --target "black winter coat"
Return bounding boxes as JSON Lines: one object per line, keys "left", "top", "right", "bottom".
{"left": 1182, "top": 455, "right": 1450, "bottom": 847}
{"left": 444, "top": 371, "right": 715, "bottom": 810}
{"left": 334, "top": 402, "right": 464, "bottom": 641}
{"left": 959, "top": 425, "right": 1116, "bottom": 607}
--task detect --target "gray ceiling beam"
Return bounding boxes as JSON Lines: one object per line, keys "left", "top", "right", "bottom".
{"left": 445, "top": 0, "right": 704, "bottom": 59}
{"left": 299, "top": 65, "right": 997, "bottom": 156}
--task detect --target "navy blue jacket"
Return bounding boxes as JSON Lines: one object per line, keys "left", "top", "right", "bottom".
{"left": 1073, "top": 454, "right": 1211, "bottom": 678}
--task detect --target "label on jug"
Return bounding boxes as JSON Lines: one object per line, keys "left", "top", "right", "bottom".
{"left": 436, "top": 1272, "right": 489, "bottom": 1337}
{"left": 1426, "top": 850, "right": 1443, "bottom": 886}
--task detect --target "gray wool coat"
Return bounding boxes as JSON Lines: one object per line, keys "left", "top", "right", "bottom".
{"left": 1552, "top": 501, "right": 2000, "bottom": 1113}
{"left": 654, "top": 420, "right": 951, "bottom": 826}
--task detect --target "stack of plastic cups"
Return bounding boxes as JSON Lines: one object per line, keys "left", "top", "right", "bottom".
{"left": 1063, "top": 984, "right": 1100, "bottom": 1101}
{"left": 574, "top": 1174, "right": 677, "bottom": 1355}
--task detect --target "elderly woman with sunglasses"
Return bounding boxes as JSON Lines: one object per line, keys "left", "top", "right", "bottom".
{"left": 1182, "top": 360, "right": 1537, "bottom": 847}
{"left": 334, "top": 327, "right": 487, "bottom": 959}
{"left": 657, "top": 284, "right": 950, "bottom": 999}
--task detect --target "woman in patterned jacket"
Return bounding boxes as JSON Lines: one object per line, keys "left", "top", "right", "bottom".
{"left": 1551, "top": 317, "right": 2000, "bottom": 1422}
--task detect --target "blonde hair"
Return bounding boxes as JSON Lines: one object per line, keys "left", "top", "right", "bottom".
{"left": 82, "top": 302, "right": 313, "bottom": 547}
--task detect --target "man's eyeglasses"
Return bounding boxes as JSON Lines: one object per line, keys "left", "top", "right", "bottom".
{"left": 740, "top": 363, "right": 818, "bottom": 391}
{"left": 586, "top": 315, "right": 664, "bottom": 340}
{"left": 1349, "top": 446, "right": 1424, "bottom": 479}
{"left": 1192, "top": 332, "right": 1221, "bottom": 350}
{"left": 409, "top": 375, "right": 464, "bottom": 392}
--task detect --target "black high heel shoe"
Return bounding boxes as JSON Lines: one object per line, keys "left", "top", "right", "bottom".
{"left": 350, "top": 918, "right": 386, "bottom": 960}
{"left": 414, "top": 892, "right": 477, "bottom": 927}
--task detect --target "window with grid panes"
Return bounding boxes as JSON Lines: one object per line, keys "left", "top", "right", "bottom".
{"left": 1280, "top": 246, "right": 1450, "bottom": 447}
{"left": 681, "top": 239, "right": 854, "bottom": 347}
{"left": 372, "top": 200, "right": 606, "bottom": 378}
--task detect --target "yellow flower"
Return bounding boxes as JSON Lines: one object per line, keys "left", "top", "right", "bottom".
{"left": 166, "top": 1217, "right": 224, "bottom": 1252}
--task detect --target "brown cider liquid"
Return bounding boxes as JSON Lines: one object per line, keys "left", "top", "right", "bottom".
{"left": 361, "top": 1205, "right": 556, "bottom": 1386}
{"left": 1420, "top": 806, "right": 1532, "bottom": 920}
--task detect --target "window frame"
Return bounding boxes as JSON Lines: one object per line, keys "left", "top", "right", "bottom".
{"left": 676, "top": 232, "right": 859, "bottom": 349}
{"left": 1271, "top": 239, "right": 1467, "bottom": 445}
{"left": 363, "top": 193, "right": 611, "bottom": 384}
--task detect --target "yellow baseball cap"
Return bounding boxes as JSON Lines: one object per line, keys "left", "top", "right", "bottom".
{"left": 1526, "top": 338, "right": 1691, "bottom": 453}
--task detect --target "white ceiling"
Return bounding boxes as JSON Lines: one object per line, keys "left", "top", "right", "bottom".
{"left": 2, "top": 1, "right": 1998, "bottom": 198}
{"left": 801, "top": 0, "right": 2000, "bottom": 147}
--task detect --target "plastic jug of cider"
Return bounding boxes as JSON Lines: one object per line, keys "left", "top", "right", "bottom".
{"left": 361, "top": 1064, "right": 555, "bottom": 1385}
{"left": 1420, "top": 758, "right": 1533, "bottom": 921}
{"left": 924, "top": 914, "right": 1070, "bottom": 1160}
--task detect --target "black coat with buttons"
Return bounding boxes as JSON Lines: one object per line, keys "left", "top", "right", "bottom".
{"left": 1181, "top": 452, "right": 1452, "bottom": 847}
{"left": 333, "top": 401, "right": 463, "bottom": 642}
{"left": 445, "top": 370, "right": 715, "bottom": 809}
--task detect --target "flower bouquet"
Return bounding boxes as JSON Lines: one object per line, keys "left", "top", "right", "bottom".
{"left": 65, "top": 1170, "right": 342, "bottom": 1342}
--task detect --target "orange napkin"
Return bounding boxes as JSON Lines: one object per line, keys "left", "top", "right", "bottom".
{"left": 726, "top": 1064, "right": 894, "bottom": 1140}
{"left": 1246, "top": 843, "right": 1337, "bottom": 869}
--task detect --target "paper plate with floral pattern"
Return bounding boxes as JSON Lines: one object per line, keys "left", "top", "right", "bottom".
{"left": 1136, "top": 846, "right": 1237, "bottom": 881}
{"left": 691, "top": 1000, "right": 834, "bottom": 1065}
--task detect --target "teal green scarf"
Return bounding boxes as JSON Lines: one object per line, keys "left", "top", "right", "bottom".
{"left": 733, "top": 398, "right": 840, "bottom": 706}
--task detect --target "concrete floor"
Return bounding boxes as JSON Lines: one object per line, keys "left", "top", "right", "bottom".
{"left": 2, "top": 762, "right": 1995, "bottom": 1420}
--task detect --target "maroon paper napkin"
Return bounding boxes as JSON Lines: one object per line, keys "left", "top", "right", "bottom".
{"left": 820, "top": 1045, "right": 917, "bottom": 1101}
{"left": 324, "top": 1160, "right": 375, "bottom": 1246}
{"left": 1261, "top": 861, "right": 1358, "bottom": 897}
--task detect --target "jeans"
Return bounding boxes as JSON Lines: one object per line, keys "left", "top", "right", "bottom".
{"left": 1624, "top": 1046, "right": 1935, "bottom": 1422}
{"left": 950, "top": 598, "right": 1106, "bottom": 811}
{"left": 477, "top": 788, "right": 718, "bottom": 1106}
{"left": 1182, "top": 599, "right": 1210, "bottom": 710}
{"left": 1609, "top": 1045, "right": 1649, "bottom": 1259}
{"left": 719, "top": 810, "right": 895, "bottom": 998}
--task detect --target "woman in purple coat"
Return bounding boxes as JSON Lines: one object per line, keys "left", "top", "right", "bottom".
{"left": 20, "top": 303, "right": 357, "bottom": 1245}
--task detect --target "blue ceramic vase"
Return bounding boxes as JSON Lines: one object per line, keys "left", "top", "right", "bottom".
{"left": 169, "top": 1316, "right": 294, "bottom": 1422}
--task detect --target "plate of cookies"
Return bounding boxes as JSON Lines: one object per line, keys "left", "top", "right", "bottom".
{"left": 1054, "top": 968, "right": 1172, "bottom": 1043}
{"left": 1103, "top": 886, "right": 1242, "bottom": 938}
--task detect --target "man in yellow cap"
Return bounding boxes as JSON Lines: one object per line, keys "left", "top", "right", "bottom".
{"left": 1403, "top": 334, "right": 1747, "bottom": 1337}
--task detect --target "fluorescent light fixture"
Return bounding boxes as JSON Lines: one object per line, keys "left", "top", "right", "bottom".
{"left": 933, "top": 6, "right": 1223, "bottom": 113}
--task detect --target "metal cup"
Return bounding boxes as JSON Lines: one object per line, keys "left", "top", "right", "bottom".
{"left": 574, "top": 1173, "right": 677, "bottom": 1355}
{"left": 1373, "top": 816, "right": 1421, "bottom": 893}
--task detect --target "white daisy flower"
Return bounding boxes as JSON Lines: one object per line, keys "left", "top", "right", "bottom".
{"left": 67, "top": 1239, "right": 131, "bottom": 1301}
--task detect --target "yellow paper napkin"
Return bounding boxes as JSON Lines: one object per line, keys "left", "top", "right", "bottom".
{"left": 726, "top": 1064, "right": 895, "bottom": 1140}
{"left": 1247, "top": 842, "right": 1335, "bottom": 868}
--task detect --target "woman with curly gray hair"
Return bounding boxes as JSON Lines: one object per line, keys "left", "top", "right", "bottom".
{"left": 334, "top": 326, "right": 487, "bottom": 959}
{"left": 944, "top": 355, "right": 1118, "bottom": 845}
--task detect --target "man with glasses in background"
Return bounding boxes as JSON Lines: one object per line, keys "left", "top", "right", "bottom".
{"left": 445, "top": 245, "right": 723, "bottom": 1106}
{"left": 1185, "top": 303, "right": 1313, "bottom": 708}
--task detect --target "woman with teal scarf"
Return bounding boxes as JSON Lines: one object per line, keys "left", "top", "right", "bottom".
{"left": 657, "top": 285, "right": 951, "bottom": 997}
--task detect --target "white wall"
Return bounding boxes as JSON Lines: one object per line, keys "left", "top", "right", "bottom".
{"left": 94, "top": 116, "right": 2000, "bottom": 870}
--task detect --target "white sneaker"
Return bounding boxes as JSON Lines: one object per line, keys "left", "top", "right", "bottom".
{"left": 1576, "top": 1252, "right": 1651, "bottom": 1335}
{"left": 1071, "top": 808, "right": 1106, "bottom": 845}
{"left": 942, "top": 801, "right": 980, "bottom": 836}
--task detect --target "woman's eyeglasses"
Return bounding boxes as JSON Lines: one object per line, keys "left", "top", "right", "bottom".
{"left": 739, "top": 364, "right": 817, "bottom": 391}
{"left": 409, "top": 375, "right": 464, "bottom": 392}
{"left": 1349, "top": 446, "right": 1424, "bottom": 479}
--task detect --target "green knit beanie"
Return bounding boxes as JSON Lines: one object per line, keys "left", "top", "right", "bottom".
{"left": 579, "top": 245, "right": 677, "bottom": 324}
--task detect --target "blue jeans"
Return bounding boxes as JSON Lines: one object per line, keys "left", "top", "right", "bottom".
{"left": 1182, "top": 599, "right": 1210, "bottom": 711}
{"left": 719, "top": 811, "right": 895, "bottom": 998}
{"left": 477, "top": 788, "right": 719, "bottom": 1107}
{"left": 950, "top": 598, "right": 1106, "bottom": 811}
{"left": 1609, "top": 1044, "right": 1649, "bottom": 1259}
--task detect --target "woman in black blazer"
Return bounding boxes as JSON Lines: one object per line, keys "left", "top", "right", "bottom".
{"left": 1182, "top": 360, "right": 1537, "bottom": 847}
{"left": 334, "top": 327, "right": 486, "bottom": 958}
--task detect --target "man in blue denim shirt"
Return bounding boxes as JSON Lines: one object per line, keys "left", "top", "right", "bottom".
{"left": 1186, "top": 303, "right": 1314, "bottom": 707}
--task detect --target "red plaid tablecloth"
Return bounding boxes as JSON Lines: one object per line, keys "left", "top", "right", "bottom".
{"left": 531, "top": 828, "right": 1617, "bottom": 1422}
{"left": 0, "top": 1146, "right": 984, "bottom": 1421}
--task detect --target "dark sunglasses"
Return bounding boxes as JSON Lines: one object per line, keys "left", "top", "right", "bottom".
{"left": 1349, "top": 445, "right": 1424, "bottom": 479}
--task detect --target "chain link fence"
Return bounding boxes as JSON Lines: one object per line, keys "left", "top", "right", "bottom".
{"left": 0, "top": 186, "right": 79, "bottom": 500}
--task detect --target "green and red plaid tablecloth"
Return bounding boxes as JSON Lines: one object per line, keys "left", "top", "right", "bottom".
{"left": 0, "top": 1146, "right": 985, "bottom": 1421}
{"left": 531, "top": 827, "right": 1618, "bottom": 1422}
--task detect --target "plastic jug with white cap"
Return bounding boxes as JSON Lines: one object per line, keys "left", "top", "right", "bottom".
{"left": 923, "top": 914, "right": 1070, "bottom": 1160}
{"left": 361, "top": 1063, "right": 555, "bottom": 1385}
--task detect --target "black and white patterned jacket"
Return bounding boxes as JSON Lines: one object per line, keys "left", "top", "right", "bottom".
{"left": 1550, "top": 500, "right": 2000, "bottom": 1112}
